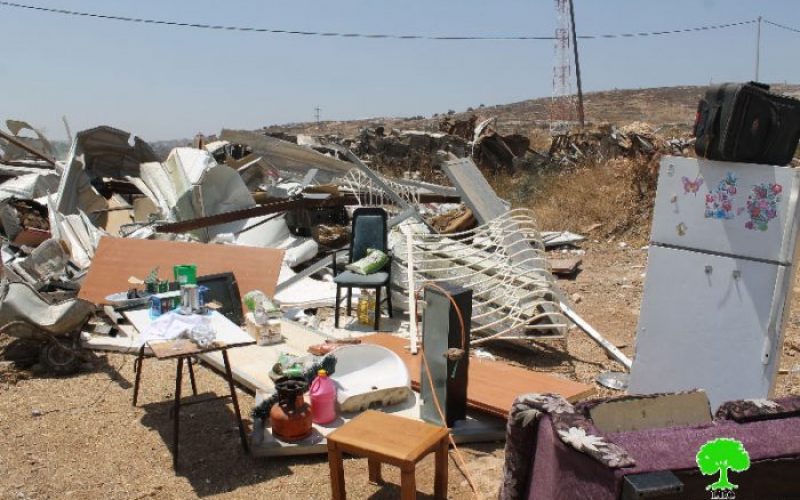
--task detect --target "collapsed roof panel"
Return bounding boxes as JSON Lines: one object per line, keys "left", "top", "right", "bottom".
{"left": 219, "top": 129, "right": 353, "bottom": 183}
{"left": 73, "top": 126, "right": 158, "bottom": 178}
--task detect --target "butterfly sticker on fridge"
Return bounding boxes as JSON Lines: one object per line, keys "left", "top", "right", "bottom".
{"left": 681, "top": 175, "right": 704, "bottom": 195}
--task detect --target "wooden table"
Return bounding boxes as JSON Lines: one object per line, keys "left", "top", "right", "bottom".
{"left": 132, "top": 338, "right": 254, "bottom": 469}
{"left": 326, "top": 410, "right": 450, "bottom": 499}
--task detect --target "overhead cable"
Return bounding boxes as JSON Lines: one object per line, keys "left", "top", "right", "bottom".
{"left": 763, "top": 19, "right": 800, "bottom": 34}
{"left": 0, "top": 2, "right": 758, "bottom": 42}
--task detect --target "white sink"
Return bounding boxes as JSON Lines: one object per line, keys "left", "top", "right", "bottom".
{"left": 330, "top": 344, "right": 413, "bottom": 412}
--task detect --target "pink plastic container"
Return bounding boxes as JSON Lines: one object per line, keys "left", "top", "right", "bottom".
{"left": 310, "top": 369, "right": 337, "bottom": 425}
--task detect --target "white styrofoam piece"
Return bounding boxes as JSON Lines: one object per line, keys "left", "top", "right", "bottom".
{"left": 629, "top": 245, "right": 786, "bottom": 410}
{"left": 651, "top": 156, "right": 800, "bottom": 263}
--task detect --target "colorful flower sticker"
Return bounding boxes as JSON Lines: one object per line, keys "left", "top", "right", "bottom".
{"left": 745, "top": 183, "right": 782, "bottom": 231}
{"left": 704, "top": 172, "right": 738, "bottom": 220}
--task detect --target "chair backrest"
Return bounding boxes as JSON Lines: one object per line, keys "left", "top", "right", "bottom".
{"left": 350, "top": 207, "right": 388, "bottom": 263}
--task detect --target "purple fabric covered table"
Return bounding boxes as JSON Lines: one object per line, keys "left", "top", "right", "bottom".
{"left": 499, "top": 393, "right": 800, "bottom": 500}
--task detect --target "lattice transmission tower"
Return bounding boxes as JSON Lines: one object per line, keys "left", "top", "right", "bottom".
{"left": 550, "top": 0, "right": 584, "bottom": 133}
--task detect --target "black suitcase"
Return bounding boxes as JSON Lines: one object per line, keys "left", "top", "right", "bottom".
{"left": 694, "top": 82, "right": 800, "bottom": 165}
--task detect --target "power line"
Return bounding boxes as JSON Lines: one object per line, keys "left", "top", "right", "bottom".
{"left": 764, "top": 19, "right": 800, "bottom": 34}
{"left": 0, "top": 1, "right": 758, "bottom": 42}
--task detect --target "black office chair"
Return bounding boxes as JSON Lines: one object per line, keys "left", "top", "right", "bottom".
{"left": 332, "top": 207, "right": 393, "bottom": 330}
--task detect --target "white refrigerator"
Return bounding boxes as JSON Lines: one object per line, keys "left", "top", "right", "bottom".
{"left": 629, "top": 155, "right": 800, "bottom": 410}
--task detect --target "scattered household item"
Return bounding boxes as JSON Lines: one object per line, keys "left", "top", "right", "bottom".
{"left": 356, "top": 289, "right": 375, "bottom": 326}
{"left": 173, "top": 264, "right": 197, "bottom": 285}
{"left": 500, "top": 392, "right": 800, "bottom": 500}
{"left": 596, "top": 371, "right": 630, "bottom": 391}
{"left": 132, "top": 337, "right": 252, "bottom": 469}
{"left": 139, "top": 310, "right": 212, "bottom": 345}
{"left": 329, "top": 344, "right": 412, "bottom": 412}
{"left": 694, "top": 81, "right": 800, "bottom": 165}
{"left": 362, "top": 334, "right": 595, "bottom": 418}
{"left": 78, "top": 237, "right": 284, "bottom": 312}
{"left": 420, "top": 283, "right": 471, "bottom": 427}
{"left": 310, "top": 369, "right": 337, "bottom": 425}
{"left": 179, "top": 283, "right": 199, "bottom": 314}
{"left": 629, "top": 156, "right": 800, "bottom": 410}
{"left": 333, "top": 207, "right": 393, "bottom": 330}
{"left": 326, "top": 410, "right": 449, "bottom": 500}
{"left": 148, "top": 291, "right": 181, "bottom": 318}
{"left": 245, "top": 312, "right": 282, "bottom": 346}
{"left": 243, "top": 290, "right": 280, "bottom": 317}
{"left": 270, "top": 377, "right": 313, "bottom": 442}
{"left": 307, "top": 338, "right": 361, "bottom": 356}
{"left": 0, "top": 278, "right": 94, "bottom": 374}
{"left": 345, "top": 248, "right": 389, "bottom": 275}
{"left": 189, "top": 323, "right": 215, "bottom": 348}
{"left": 195, "top": 272, "right": 243, "bottom": 325}
{"left": 104, "top": 290, "right": 151, "bottom": 309}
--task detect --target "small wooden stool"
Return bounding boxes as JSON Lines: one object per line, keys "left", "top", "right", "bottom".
{"left": 326, "top": 410, "right": 449, "bottom": 499}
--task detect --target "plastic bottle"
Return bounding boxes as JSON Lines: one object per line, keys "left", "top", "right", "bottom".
{"left": 309, "top": 369, "right": 337, "bottom": 424}
{"left": 357, "top": 290, "right": 370, "bottom": 325}
{"left": 367, "top": 291, "right": 376, "bottom": 325}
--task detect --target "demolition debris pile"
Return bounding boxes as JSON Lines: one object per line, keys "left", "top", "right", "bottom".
{"left": 0, "top": 110, "right": 692, "bottom": 378}
{"left": 252, "top": 115, "right": 694, "bottom": 180}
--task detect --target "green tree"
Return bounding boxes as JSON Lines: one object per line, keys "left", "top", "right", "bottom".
{"left": 695, "top": 438, "right": 750, "bottom": 491}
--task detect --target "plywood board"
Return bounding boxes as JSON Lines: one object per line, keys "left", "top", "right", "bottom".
{"left": 589, "top": 391, "right": 712, "bottom": 433}
{"left": 78, "top": 237, "right": 284, "bottom": 310}
{"left": 361, "top": 333, "right": 595, "bottom": 418}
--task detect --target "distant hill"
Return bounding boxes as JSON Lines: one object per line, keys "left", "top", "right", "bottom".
{"left": 259, "top": 83, "right": 800, "bottom": 139}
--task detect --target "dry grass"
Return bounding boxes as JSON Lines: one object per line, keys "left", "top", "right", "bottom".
{"left": 487, "top": 155, "right": 659, "bottom": 242}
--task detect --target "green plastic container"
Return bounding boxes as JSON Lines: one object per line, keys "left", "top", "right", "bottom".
{"left": 173, "top": 264, "right": 197, "bottom": 285}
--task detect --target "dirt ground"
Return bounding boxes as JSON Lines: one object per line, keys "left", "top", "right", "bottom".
{"left": 1, "top": 242, "right": 799, "bottom": 499}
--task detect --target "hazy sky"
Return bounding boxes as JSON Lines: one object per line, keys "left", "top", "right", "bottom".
{"left": 1, "top": 0, "right": 798, "bottom": 140}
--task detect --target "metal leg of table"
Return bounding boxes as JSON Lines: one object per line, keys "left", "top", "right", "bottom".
{"left": 222, "top": 349, "right": 249, "bottom": 454}
{"left": 132, "top": 344, "right": 146, "bottom": 406}
{"left": 187, "top": 358, "right": 198, "bottom": 396}
{"left": 173, "top": 357, "right": 183, "bottom": 470}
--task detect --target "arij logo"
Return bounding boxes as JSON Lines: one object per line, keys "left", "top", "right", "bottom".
{"left": 695, "top": 438, "right": 751, "bottom": 498}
